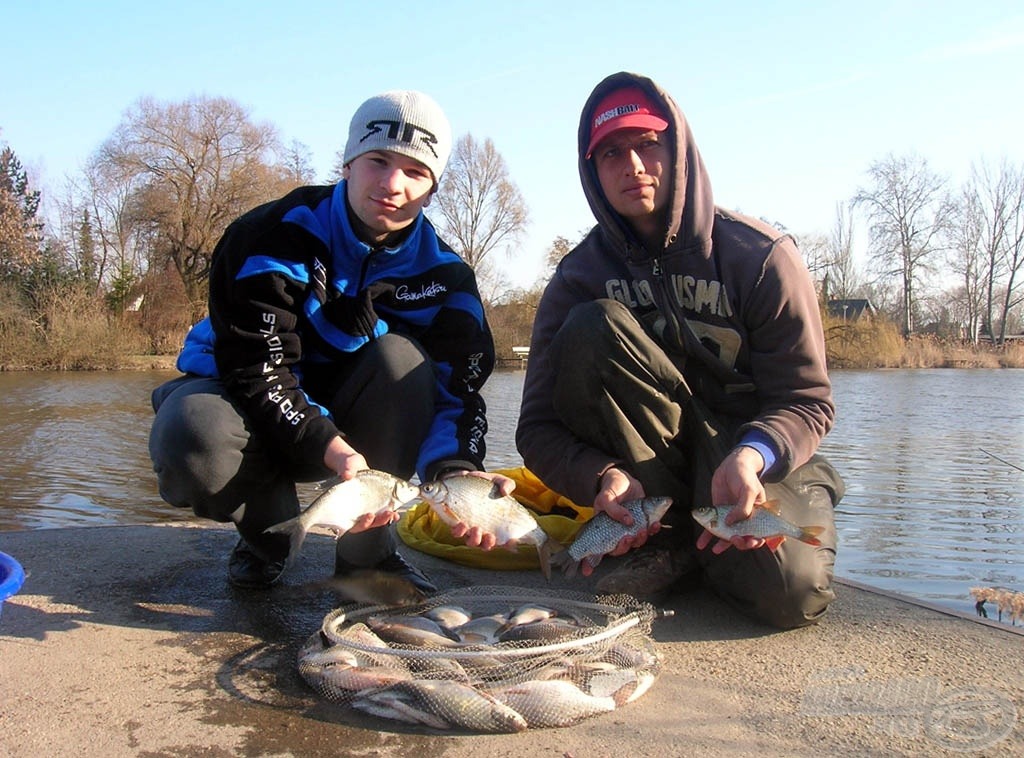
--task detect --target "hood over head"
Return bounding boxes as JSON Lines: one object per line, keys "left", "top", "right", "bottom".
{"left": 577, "top": 72, "right": 715, "bottom": 260}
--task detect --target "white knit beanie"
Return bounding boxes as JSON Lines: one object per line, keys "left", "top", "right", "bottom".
{"left": 343, "top": 90, "right": 452, "bottom": 184}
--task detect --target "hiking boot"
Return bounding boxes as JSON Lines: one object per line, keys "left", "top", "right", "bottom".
{"left": 228, "top": 538, "right": 287, "bottom": 589}
{"left": 595, "top": 545, "right": 697, "bottom": 600}
{"left": 335, "top": 550, "right": 437, "bottom": 595}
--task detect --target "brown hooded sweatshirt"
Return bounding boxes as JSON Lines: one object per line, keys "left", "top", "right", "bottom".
{"left": 516, "top": 71, "right": 834, "bottom": 508}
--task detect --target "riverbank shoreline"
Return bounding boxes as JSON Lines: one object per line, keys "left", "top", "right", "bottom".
{"left": 3, "top": 355, "right": 1024, "bottom": 372}
{"left": 1, "top": 523, "right": 1020, "bottom": 756}
{"left": 4, "top": 336, "right": 1024, "bottom": 373}
{"left": 0, "top": 355, "right": 179, "bottom": 372}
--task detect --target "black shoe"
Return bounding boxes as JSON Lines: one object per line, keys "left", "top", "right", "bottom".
{"left": 335, "top": 551, "right": 437, "bottom": 595}
{"left": 228, "top": 539, "right": 287, "bottom": 589}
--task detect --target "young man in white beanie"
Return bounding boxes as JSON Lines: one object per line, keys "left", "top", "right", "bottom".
{"left": 149, "top": 90, "right": 501, "bottom": 591}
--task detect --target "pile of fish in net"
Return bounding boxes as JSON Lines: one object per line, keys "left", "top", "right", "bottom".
{"left": 298, "top": 585, "right": 666, "bottom": 732}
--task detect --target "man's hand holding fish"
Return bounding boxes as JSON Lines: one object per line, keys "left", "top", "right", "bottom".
{"left": 323, "top": 436, "right": 369, "bottom": 484}
{"left": 575, "top": 466, "right": 663, "bottom": 578}
{"left": 696, "top": 446, "right": 771, "bottom": 555}
{"left": 321, "top": 438, "right": 399, "bottom": 533}
{"left": 417, "top": 474, "right": 557, "bottom": 579}
{"left": 433, "top": 471, "right": 521, "bottom": 551}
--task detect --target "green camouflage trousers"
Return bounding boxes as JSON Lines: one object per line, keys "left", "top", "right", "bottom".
{"left": 548, "top": 299, "right": 844, "bottom": 629}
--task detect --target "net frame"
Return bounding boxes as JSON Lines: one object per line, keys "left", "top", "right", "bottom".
{"left": 298, "top": 586, "right": 665, "bottom": 732}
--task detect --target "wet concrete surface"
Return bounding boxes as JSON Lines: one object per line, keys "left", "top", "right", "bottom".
{"left": 0, "top": 522, "right": 1021, "bottom": 757}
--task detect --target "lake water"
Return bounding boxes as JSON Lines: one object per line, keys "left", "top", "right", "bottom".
{"left": 0, "top": 368, "right": 1021, "bottom": 619}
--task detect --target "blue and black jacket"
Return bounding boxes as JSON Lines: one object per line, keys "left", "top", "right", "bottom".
{"left": 177, "top": 181, "right": 495, "bottom": 481}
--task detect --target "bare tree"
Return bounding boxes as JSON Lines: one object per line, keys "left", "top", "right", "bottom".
{"left": 56, "top": 155, "right": 149, "bottom": 301}
{"left": 429, "top": 134, "right": 529, "bottom": 295}
{"left": 799, "top": 204, "right": 861, "bottom": 304}
{"left": 970, "top": 159, "right": 1024, "bottom": 344}
{"left": 853, "top": 154, "right": 949, "bottom": 336}
{"left": 540, "top": 232, "right": 593, "bottom": 283}
{"left": 474, "top": 258, "right": 513, "bottom": 305}
{"left": 826, "top": 202, "right": 861, "bottom": 301}
{"left": 282, "top": 139, "right": 317, "bottom": 185}
{"left": 328, "top": 150, "right": 346, "bottom": 184}
{"left": 93, "top": 96, "right": 294, "bottom": 319}
{"left": 946, "top": 176, "right": 987, "bottom": 342}
{"left": 797, "top": 232, "right": 830, "bottom": 284}
{"left": 861, "top": 277, "right": 900, "bottom": 323}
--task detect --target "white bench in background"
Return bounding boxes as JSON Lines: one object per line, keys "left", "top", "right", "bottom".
{"left": 511, "top": 346, "right": 530, "bottom": 368}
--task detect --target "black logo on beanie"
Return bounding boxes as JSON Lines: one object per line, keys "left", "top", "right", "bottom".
{"left": 360, "top": 119, "right": 440, "bottom": 158}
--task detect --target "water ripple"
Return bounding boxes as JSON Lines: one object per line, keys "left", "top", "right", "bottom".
{"left": 1, "top": 367, "right": 1021, "bottom": 620}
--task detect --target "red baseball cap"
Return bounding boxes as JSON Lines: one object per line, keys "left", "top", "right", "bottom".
{"left": 586, "top": 87, "right": 669, "bottom": 158}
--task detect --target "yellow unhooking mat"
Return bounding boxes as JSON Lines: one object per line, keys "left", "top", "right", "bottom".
{"left": 397, "top": 467, "right": 594, "bottom": 570}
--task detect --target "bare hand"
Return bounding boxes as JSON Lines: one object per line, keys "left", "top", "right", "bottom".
{"left": 444, "top": 470, "right": 518, "bottom": 550}
{"left": 346, "top": 509, "right": 401, "bottom": 534}
{"left": 695, "top": 527, "right": 767, "bottom": 554}
{"left": 323, "top": 435, "right": 368, "bottom": 480}
{"left": 700, "top": 446, "right": 768, "bottom": 554}
{"left": 454, "top": 469, "right": 516, "bottom": 497}
{"left": 580, "top": 466, "right": 659, "bottom": 577}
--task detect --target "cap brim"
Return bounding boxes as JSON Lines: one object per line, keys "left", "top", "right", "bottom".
{"left": 586, "top": 114, "right": 669, "bottom": 158}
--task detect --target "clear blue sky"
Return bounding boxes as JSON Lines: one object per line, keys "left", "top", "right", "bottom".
{"left": 3, "top": 1, "right": 1023, "bottom": 287}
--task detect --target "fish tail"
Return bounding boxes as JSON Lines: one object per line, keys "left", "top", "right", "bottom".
{"left": 537, "top": 540, "right": 556, "bottom": 581}
{"left": 550, "top": 547, "right": 578, "bottom": 579}
{"left": 798, "top": 525, "right": 825, "bottom": 546}
{"left": 264, "top": 517, "right": 308, "bottom": 564}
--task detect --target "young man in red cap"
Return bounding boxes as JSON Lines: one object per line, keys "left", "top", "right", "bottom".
{"left": 516, "top": 72, "right": 844, "bottom": 629}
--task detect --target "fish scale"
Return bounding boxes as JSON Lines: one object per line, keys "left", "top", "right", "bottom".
{"left": 417, "top": 477, "right": 555, "bottom": 580}
{"left": 691, "top": 500, "right": 824, "bottom": 545}
{"left": 298, "top": 586, "right": 666, "bottom": 732}
{"left": 265, "top": 469, "right": 420, "bottom": 562}
{"left": 554, "top": 497, "right": 673, "bottom": 577}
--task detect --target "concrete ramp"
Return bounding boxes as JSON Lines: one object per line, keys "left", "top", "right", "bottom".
{"left": 0, "top": 524, "right": 1020, "bottom": 756}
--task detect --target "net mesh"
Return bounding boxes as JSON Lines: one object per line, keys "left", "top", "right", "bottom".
{"left": 298, "top": 585, "right": 663, "bottom": 732}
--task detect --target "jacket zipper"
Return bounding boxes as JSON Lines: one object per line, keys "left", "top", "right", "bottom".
{"left": 358, "top": 247, "right": 380, "bottom": 290}
{"left": 650, "top": 254, "right": 686, "bottom": 351}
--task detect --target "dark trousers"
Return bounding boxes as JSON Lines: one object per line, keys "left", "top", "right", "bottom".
{"left": 148, "top": 334, "right": 435, "bottom": 565}
{"left": 549, "top": 299, "right": 844, "bottom": 629}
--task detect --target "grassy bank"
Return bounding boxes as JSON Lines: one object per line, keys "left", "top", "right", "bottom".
{"left": 120, "top": 355, "right": 179, "bottom": 371}
{"left": 3, "top": 306, "right": 1023, "bottom": 371}
{"left": 823, "top": 314, "right": 1024, "bottom": 369}
{"left": 79, "top": 335, "right": 1024, "bottom": 373}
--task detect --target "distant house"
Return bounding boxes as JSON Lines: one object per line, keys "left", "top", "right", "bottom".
{"left": 827, "top": 299, "right": 876, "bottom": 321}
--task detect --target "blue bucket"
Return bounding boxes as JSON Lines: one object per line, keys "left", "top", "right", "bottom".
{"left": 0, "top": 551, "right": 26, "bottom": 620}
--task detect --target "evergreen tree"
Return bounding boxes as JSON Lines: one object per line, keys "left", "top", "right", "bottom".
{"left": 77, "top": 208, "right": 98, "bottom": 289}
{"left": 0, "top": 145, "right": 44, "bottom": 277}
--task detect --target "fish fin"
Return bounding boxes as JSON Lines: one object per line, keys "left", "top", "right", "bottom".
{"left": 763, "top": 535, "right": 787, "bottom": 552}
{"left": 550, "top": 548, "right": 579, "bottom": 579}
{"left": 798, "top": 525, "right": 825, "bottom": 546}
{"left": 757, "top": 499, "right": 782, "bottom": 516}
{"left": 610, "top": 677, "right": 640, "bottom": 708}
{"left": 263, "top": 517, "right": 308, "bottom": 565}
{"left": 537, "top": 540, "right": 555, "bottom": 581}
